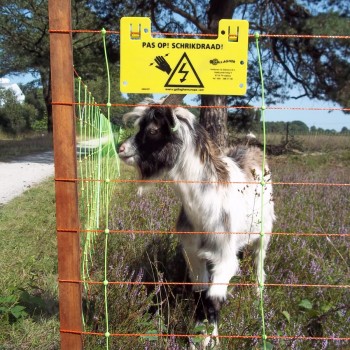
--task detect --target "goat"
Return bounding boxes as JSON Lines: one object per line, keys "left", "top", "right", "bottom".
{"left": 118, "top": 98, "right": 275, "bottom": 349}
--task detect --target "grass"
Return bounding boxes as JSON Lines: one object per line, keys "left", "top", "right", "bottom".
{"left": 0, "top": 179, "right": 59, "bottom": 350}
{"left": 0, "top": 135, "right": 349, "bottom": 349}
{"left": 251, "top": 133, "right": 350, "bottom": 153}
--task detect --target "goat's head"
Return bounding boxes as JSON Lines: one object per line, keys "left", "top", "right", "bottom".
{"left": 118, "top": 97, "right": 185, "bottom": 179}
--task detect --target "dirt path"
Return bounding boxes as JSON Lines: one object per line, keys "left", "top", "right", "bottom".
{"left": 0, "top": 151, "right": 54, "bottom": 205}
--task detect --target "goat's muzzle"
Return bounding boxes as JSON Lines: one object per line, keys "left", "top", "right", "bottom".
{"left": 118, "top": 140, "right": 137, "bottom": 166}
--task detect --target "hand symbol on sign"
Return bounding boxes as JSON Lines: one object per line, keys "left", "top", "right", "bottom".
{"left": 154, "top": 56, "right": 172, "bottom": 75}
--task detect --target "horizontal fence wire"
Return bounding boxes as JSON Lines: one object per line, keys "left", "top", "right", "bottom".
{"left": 59, "top": 329, "right": 350, "bottom": 342}
{"left": 58, "top": 279, "right": 350, "bottom": 289}
{"left": 59, "top": 330, "right": 350, "bottom": 345}
{"left": 57, "top": 228, "right": 349, "bottom": 237}
{"left": 52, "top": 101, "right": 350, "bottom": 112}
{"left": 49, "top": 28, "right": 350, "bottom": 39}
{"left": 55, "top": 177, "right": 350, "bottom": 187}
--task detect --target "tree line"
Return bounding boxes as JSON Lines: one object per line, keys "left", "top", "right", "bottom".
{"left": 227, "top": 109, "right": 350, "bottom": 135}
{"left": 246, "top": 120, "right": 349, "bottom": 135}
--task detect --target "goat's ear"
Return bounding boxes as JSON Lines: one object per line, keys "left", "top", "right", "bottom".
{"left": 151, "top": 106, "right": 178, "bottom": 130}
{"left": 163, "top": 107, "right": 179, "bottom": 132}
{"left": 160, "top": 95, "right": 185, "bottom": 131}
{"left": 151, "top": 106, "right": 179, "bottom": 132}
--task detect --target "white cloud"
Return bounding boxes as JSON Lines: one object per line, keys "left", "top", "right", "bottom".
{"left": 0, "top": 78, "right": 25, "bottom": 104}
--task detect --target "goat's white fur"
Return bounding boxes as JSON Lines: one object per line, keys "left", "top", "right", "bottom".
{"left": 119, "top": 100, "right": 275, "bottom": 349}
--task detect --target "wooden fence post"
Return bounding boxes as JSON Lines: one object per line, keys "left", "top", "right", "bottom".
{"left": 48, "top": 1, "right": 83, "bottom": 349}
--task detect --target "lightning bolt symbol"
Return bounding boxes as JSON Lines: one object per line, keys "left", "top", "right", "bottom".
{"left": 179, "top": 63, "right": 189, "bottom": 83}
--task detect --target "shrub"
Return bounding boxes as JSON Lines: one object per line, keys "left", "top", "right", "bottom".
{"left": 0, "top": 89, "right": 37, "bottom": 134}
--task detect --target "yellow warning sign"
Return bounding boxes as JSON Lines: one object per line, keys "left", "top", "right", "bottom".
{"left": 120, "top": 17, "right": 249, "bottom": 95}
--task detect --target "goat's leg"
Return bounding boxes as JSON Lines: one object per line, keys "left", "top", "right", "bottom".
{"left": 206, "top": 250, "right": 239, "bottom": 302}
{"left": 177, "top": 209, "right": 217, "bottom": 348}
{"left": 182, "top": 244, "right": 210, "bottom": 291}
{"left": 188, "top": 288, "right": 223, "bottom": 349}
{"left": 177, "top": 207, "right": 209, "bottom": 292}
{"left": 182, "top": 248, "right": 216, "bottom": 350}
{"left": 189, "top": 250, "right": 239, "bottom": 349}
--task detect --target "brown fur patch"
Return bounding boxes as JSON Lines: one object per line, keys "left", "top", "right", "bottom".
{"left": 225, "top": 146, "right": 267, "bottom": 181}
{"left": 198, "top": 136, "right": 229, "bottom": 183}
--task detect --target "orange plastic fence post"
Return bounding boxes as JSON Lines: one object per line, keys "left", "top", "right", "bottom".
{"left": 48, "top": 0, "right": 83, "bottom": 349}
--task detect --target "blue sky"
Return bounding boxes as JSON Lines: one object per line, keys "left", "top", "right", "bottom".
{"left": 255, "top": 97, "right": 349, "bottom": 132}
{"left": 6, "top": 73, "right": 349, "bottom": 132}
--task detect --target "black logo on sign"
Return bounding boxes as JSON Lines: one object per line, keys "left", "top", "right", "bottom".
{"left": 165, "top": 53, "right": 204, "bottom": 88}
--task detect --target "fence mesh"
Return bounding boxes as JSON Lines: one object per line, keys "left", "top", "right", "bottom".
{"left": 51, "top": 24, "right": 350, "bottom": 350}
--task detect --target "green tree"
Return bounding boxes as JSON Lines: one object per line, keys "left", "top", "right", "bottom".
{"left": 20, "top": 82, "right": 47, "bottom": 119}
{"left": 340, "top": 126, "right": 349, "bottom": 134}
{"left": 0, "top": 0, "right": 106, "bottom": 132}
{"left": 310, "top": 126, "right": 317, "bottom": 133}
{"left": 0, "top": 88, "right": 37, "bottom": 134}
{"left": 288, "top": 120, "right": 309, "bottom": 134}
{"left": 228, "top": 103, "right": 260, "bottom": 133}
{"left": 265, "top": 121, "right": 287, "bottom": 134}
{"left": 20, "top": 82, "right": 49, "bottom": 132}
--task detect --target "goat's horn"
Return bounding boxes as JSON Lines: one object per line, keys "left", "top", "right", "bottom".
{"left": 162, "top": 94, "right": 186, "bottom": 105}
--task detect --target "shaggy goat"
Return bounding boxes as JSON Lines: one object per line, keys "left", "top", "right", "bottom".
{"left": 118, "top": 99, "right": 275, "bottom": 349}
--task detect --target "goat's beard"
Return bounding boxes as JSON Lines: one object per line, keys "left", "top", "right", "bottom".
{"left": 120, "top": 154, "right": 138, "bottom": 166}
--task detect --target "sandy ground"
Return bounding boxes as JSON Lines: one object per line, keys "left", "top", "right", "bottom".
{"left": 0, "top": 151, "right": 54, "bottom": 205}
